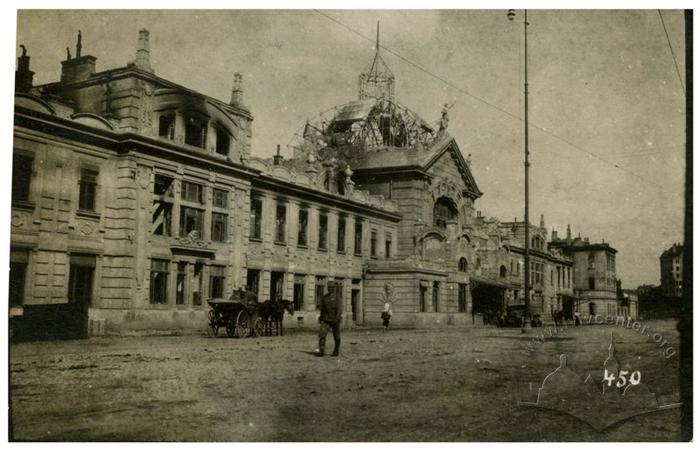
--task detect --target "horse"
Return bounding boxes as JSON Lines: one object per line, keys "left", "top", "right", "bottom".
{"left": 552, "top": 309, "right": 565, "bottom": 327}
{"left": 259, "top": 299, "right": 295, "bottom": 336}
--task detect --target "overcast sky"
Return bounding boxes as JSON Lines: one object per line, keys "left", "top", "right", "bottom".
{"left": 16, "top": 10, "right": 686, "bottom": 287}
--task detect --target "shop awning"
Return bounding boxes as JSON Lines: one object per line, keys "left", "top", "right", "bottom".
{"left": 470, "top": 276, "right": 520, "bottom": 290}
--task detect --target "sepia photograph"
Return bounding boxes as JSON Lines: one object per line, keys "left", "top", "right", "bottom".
{"left": 6, "top": 7, "right": 692, "bottom": 442}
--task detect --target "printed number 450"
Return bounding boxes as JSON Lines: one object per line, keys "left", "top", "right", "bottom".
{"left": 604, "top": 369, "right": 641, "bottom": 388}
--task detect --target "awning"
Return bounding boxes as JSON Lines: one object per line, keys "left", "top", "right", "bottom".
{"left": 470, "top": 276, "right": 520, "bottom": 290}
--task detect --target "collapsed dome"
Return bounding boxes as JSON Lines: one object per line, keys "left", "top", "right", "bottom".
{"left": 294, "top": 97, "right": 438, "bottom": 156}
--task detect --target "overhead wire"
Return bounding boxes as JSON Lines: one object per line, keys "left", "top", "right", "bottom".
{"left": 658, "top": 10, "right": 686, "bottom": 95}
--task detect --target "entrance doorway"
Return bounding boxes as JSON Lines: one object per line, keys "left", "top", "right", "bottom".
{"left": 67, "top": 254, "right": 95, "bottom": 339}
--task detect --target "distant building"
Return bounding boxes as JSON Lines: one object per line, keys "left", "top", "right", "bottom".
{"left": 660, "top": 243, "right": 683, "bottom": 297}
{"left": 549, "top": 225, "right": 618, "bottom": 317}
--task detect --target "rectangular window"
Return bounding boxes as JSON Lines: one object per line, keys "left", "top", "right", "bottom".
{"left": 176, "top": 262, "right": 186, "bottom": 305}
{"left": 68, "top": 254, "right": 96, "bottom": 306}
{"left": 250, "top": 197, "right": 262, "bottom": 240}
{"left": 297, "top": 208, "right": 308, "bottom": 247}
{"left": 315, "top": 276, "right": 326, "bottom": 310}
{"left": 79, "top": 168, "right": 98, "bottom": 212}
{"left": 212, "top": 189, "right": 228, "bottom": 208}
{"left": 293, "top": 274, "right": 305, "bottom": 312}
{"left": 12, "top": 153, "right": 33, "bottom": 202}
{"left": 211, "top": 212, "right": 228, "bottom": 242}
{"left": 275, "top": 203, "right": 287, "bottom": 244}
{"left": 152, "top": 201, "right": 172, "bottom": 236}
{"left": 370, "top": 230, "right": 377, "bottom": 257}
{"left": 246, "top": 269, "right": 260, "bottom": 297}
{"left": 318, "top": 213, "right": 328, "bottom": 250}
{"left": 185, "top": 116, "right": 207, "bottom": 148}
{"left": 9, "top": 249, "right": 29, "bottom": 308}
{"left": 180, "top": 206, "right": 204, "bottom": 237}
{"left": 193, "top": 263, "right": 203, "bottom": 305}
{"left": 181, "top": 181, "right": 203, "bottom": 204}
{"left": 385, "top": 232, "right": 392, "bottom": 258}
{"left": 150, "top": 259, "right": 169, "bottom": 304}
{"left": 158, "top": 113, "right": 175, "bottom": 140}
{"left": 354, "top": 221, "right": 363, "bottom": 255}
{"left": 589, "top": 277, "right": 595, "bottom": 290}
{"left": 419, "top": 283, "right": 427, "bottom": 312}
{"left": 216, "top": 127, "right": 230, "bottom": 156}
{"left": 433, "top": 282, "right": 440, "bottom": 312}
{"left": 337, "top": 216, "right": 346, "bottom": 253}
{"left": 458, "top": 283, "right": 467, "bottom": 313}
{"left": 209, "top": 266, "right": 225, "bottom": 298}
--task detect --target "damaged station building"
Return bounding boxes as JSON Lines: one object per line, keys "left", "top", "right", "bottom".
{"left": 9, "top": 29, "right": 630, "bottom": 338}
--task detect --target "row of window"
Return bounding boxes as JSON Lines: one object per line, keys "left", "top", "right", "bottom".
{"left": 158, "top": 112, "right": 231, "bottom": 156}
{"left": 250, "top": 196, "right": 393, "bottom": 258}
{"left": 152, "top": 175, "right": 230, "bottom": 242}
{"left": 150, "top": 259, "right": 225, "bottom": 305}
{"left": 13, "top": 153, "right": 99, "bottom": 213}
{"left": 417, "top": 281, "right": 468, "bottom": 313}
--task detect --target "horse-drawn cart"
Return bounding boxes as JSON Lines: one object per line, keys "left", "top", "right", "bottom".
{"left": 207, "top": 297, "right": 264, "bottom": 338}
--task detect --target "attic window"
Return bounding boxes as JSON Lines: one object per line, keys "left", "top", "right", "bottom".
{"left": 185, "top": 116, "right": 207, "bottom": 148}
{"left": 216, "top": 127, "right": 230, "bottom": 156}
{"left": 158, "top": 113, "right": 175, "bottom": 140}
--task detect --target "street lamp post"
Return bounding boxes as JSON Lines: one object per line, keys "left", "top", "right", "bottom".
{"left": 508, "top": 9, "right": 531, "bottom": 331}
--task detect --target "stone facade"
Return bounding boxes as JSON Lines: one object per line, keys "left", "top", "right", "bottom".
{"left": 10, "top": 29, "right": 626, "bottom": 336}
{"left": 549, "top": 226, "right": 619, "bottom": 317}
{"left": 659, "top": 243, "right": 683, "bottom": 298}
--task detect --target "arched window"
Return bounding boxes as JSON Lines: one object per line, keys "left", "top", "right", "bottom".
{"left": 500, "top": 265, "right": 507, "bottom": 278}
{"left": 433, "top": 197, "right": 458, "bottom": 228}
{"left": 459, "top": 257, "right": 468, "bottom": 272}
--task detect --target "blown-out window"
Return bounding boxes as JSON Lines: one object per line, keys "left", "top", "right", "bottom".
{"left": 185, "top": 116, "right": 207, "bottom": 148}
{"left": 433, "top": 197, "right": 457, "bottom": 228}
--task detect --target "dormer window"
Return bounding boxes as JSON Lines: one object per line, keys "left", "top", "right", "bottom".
{"left": 185, "top": 116, "right": 207, "bottom": 148}
{"left": 158, "top": 113, "right": 175, "bottom": 140}
{"left": 216, "top": 127, "right": 230, "bottom": 156}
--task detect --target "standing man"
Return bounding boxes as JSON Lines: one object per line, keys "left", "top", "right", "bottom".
{"left": 317, "top": 281, "right": 343, "bottom": 357}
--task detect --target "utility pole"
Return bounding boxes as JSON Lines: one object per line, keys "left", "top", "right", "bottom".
{"left": 508, "top": 9, "right": 531, "bottom": 331}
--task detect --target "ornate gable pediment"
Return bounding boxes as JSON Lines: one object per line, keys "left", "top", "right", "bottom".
{"left": 423, "top": 138, "right": 482, "bottom": 199}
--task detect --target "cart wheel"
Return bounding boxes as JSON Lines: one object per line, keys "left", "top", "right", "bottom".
{"left": 253, "top": 317, "right": 264, "bottom": 337}
{"left": 235, "top": 310, "right": 250, "bottom": 338}
{"left": 226, "top": 316, "right": 237, "bottom": 338}
{"left": 207, "top": 310, "right": 219, "bottom": 337}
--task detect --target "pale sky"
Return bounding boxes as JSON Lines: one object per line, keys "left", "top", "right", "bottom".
{"left": 15, "top": 10, "right": 687, "bottom": 287}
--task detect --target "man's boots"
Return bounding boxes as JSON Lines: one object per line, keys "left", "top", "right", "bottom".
{"left": 331, "top": 341, "right": 340, "bottom": 357}
{"left": 316, "top": 337, "right": 325, "bottom": 357}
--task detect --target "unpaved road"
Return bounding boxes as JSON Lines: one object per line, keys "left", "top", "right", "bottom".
{"left": 10, "top": 321, "right": 682, "bottom": 441}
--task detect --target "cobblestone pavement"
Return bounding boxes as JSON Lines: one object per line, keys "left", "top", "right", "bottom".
{"left": 10, "top": 321, "right": 682, "bottom": 441}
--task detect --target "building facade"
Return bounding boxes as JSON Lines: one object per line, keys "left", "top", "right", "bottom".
{"left": 10, "top": 29, "right": 626, "bottom": 336}
{"left": 549, "top": 226, "right": 619, "bottom": 317}
{"left": 660, "top": 243, "right": 683, "bottom": 298}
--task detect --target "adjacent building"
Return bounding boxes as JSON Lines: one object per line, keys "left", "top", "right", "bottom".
{"left": 549, "top": 226, "right": 619, "bottom": 317}
{"left": 660, "top": 243, "right": 683, "bottom": 298}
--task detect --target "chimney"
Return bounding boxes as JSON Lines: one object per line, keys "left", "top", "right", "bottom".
{"left": 135, "top": 29, "right": 153, "bottom": 73}
{"left": 15, "top": 45, "right": 34, "bottom": 93}
{"left": 539, "top": 214, "right": 545, "bottom": 229}
{"left": 61, "top": 30, "right": 97, "bottom": 84}
{"left": 230, "top": 73, "right": 243, "bottom": 106}
{"left": 273, "top": 145, "right": 283, "bottom": 165}
{"left": 552, "top": 229, "right": 558, "bottom": 241}
{"left": 566, "top": 224, "right": 572, "bottom": 241}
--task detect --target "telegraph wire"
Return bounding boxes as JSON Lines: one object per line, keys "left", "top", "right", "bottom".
{"left": 313, "top": 9, "right": 673, "bottom": 192}
{"left": 658, "top": 10, "right": 686, "bottom": 95}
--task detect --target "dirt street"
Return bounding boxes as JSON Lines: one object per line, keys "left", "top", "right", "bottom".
{"left": 10, "top": 320, "right": 682, "bottom": 441}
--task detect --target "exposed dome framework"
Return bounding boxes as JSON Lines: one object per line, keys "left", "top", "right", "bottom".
{"left": 294, "top": 97, "right": 437, "bottom": 156}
